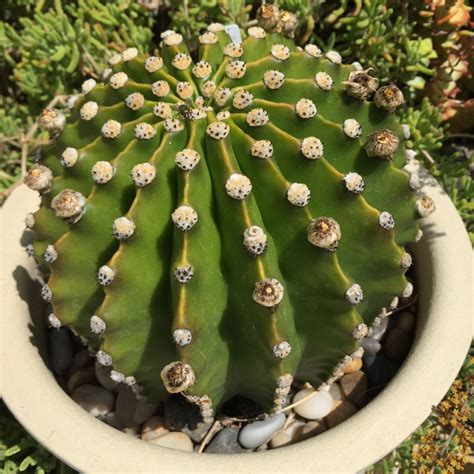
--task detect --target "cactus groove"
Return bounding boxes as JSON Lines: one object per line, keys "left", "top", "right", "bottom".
{"left": 26, "top": 24, "right": 434, "bottom": 414}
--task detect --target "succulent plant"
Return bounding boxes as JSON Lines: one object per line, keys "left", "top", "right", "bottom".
{"left": 25, "top": 24, "right": 435, "bottom": 416}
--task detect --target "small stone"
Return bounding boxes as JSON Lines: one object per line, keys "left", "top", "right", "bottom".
{"left": 49, "top": 328, "right": 73, "bottom": 374}
{"left": 115, "top": 387, "right": 157, "bottom": 427}
{"left": 269, "top": 432, "right": 292, "bottom": 448}
{"left": 328, "top": 383, "right": 344, "bottom": 401}
{"left": 149, "top": 432, "right": 193, "bottom": 452}
{"left": 103, "top": 411, "right": 125, "bottom": 430}
{"left": 360, "top": 337, "right": 381, "bottom": 356}
{"left": 122, "top": 426, "right": 140, "bottom": 438}
{"left": 67, "top": 367, "right": 96, "bottom": 393}
{"left": 238, "top": 413, "right": 286, "bottom": 449}
{"left": 325, "top": 401, "right": 358, "bottom": 428}
{"left": 342, "top": 357, "right": 363, "bottom": 374}
{"left": 292, "top": 388, "right": 333, "bottom": 420}
{"left": 297, "top": 420, "right": 327, "bottom": 439}
{"left": 71, "top": 384, "right": 115, "bottom": 417}
{"left": 340, "top": 371, "right": 367, "bottom": 407}
{"left": 384, "top": 328, "right": 412, "bottom": 361}
{"left": 141, "top": 416, "right": 169, "bottom": 441}
{"left": 68, "top": 349, "right": 92, "bottom": 375}
{"left": 364, "top": 355, "right": 399, "bottom": 395}
{"left": 95, "top": 361, "right": 121, "bottom": 391}
{"left": 396, "top": 310, "right": 415, "bottom": 332}
{"left": 205, "top": 427, "right": 247, "bottom": 454}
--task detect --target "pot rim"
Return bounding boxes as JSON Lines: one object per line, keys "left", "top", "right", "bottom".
{"left": 1, "top": 181, "right": 471, "bottom": 472}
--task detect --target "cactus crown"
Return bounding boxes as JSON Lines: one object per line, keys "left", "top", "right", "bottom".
{"left": 26, "top": 24, "right": 433, "bottom": 415}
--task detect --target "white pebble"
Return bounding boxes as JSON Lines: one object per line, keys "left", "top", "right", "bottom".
{"left": 292, "top": 388, "right": 333, "bottom": 420}
{"left": 238, "top": 413, "right": 286, "bottom": 449}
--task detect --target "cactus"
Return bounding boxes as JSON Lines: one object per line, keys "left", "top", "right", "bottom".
{"left": 25, "top": 24, "right": 435, "bottom": 415}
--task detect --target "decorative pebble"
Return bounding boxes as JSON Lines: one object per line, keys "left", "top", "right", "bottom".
{"left": 328, "top": 383, "right": 344, "bottom": 401}
{"left": 396, "top": 311, "right": 415, "bottom": 332}
{"left": 141, "top": 416, "right": 169, "bottom": 441}
{"left": 292, "top": 388, "right": 333, "bottom": 420}
{"left": 71, "top": 384, "right": 115, "bottom": 417}
{"left": 95, "top": 361, "right": 120, "bottom": 392}
{"left": 205, "top": 427, "right": 247, "bottom": 454}
{"left": 49, "top": 328, "right": 73, "bottom": 374}
{"left": 298, "top": 420, "right": 327, "bottom": 439}
{"left": 340, "top": 371, "right": 367, "bottom": 407}
{"left": 238, "top": 413, "right": 286, "bottom": 449}
{"left": 368, "top": 317, "right": 389, "bottom": 341}
{"left": 341, "top": 357, "right": 363, "bottom": 374}
{"left": 325, "top": 400, "right": 358, "bottom": 428}
{"left": 269, "top": 432, "right": 292, "bottom": 449}
{"left": 149, "top": 431, "right": 193, "bottom": 452}
{"left": 384, "top": 328, "right": 412, "bottom": 361}
{"left": 115, "top": 387, "right": 157, "bottom": 427}
{"left": 364, "top": 355, "right": 399, "bottom": 395}
{"left": 67, "top": 367, "right": 96, "bottom": 393}
{"left": 360, "top": 337, "right": 381, "bottom": 356}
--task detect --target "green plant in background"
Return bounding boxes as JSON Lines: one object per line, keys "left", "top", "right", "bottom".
{"left": 25, "top": 26, "right": 430, "bottom": 414}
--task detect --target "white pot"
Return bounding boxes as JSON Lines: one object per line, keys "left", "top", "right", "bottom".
{"left": 1, "top": 182, "right": 471, "bottom": 472}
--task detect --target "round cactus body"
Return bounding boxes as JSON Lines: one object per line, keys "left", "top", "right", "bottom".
{"left": 26, "top": 26, "right": 434, "bottom": 414}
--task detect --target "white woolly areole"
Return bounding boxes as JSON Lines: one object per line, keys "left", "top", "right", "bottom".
{"left": 113, "top": 217, "right": 135, "bottom": 240}
{"left": 80, "top": 101, "right": 99, "bottom": 121}
{"left": 233, "top": 89, "right": 253, "bottom": 109}
{"left": 91, "top": 161, "right": 115, "bottom": 184}
{"left": 251, "top": 140, "right": 273, "bottom": 159}
{"left": 343, "top": 118, "right": 362, "bottom": 138}
{"left": 152, "top": 80, "right": 170, "bottom": 97}
{"left": 409, "top": 172, "right": 421, "bottom": 190}
{"left": 66, "top": 95, "right": 79, "bottom": 109}
{"left": 164, "top": 118, "right": 184, "bottom": 133}
{"left": 225, "top": 60, "right": 246, "bottom": 79}
{"left": 223, "top": 43, "right": 244, "bottom": 58}
{"left": 41, "top": 284, "right": 52, "bottom": 302}
{"left": 301, "top": 137, "right": 323, "bottom": 160}
{"left": 81, "top": 78, "right": 97, "bottom": 95}
{"left": 326, "top": 50, "right": 342, "bottom": 64}
{"left": 263, "top": 70, "right": 285, "bottom": 89}
{"left": 287, "top": 183, "right": 311, "bottom": 207}
{"left": 400, "top": 252, "right": 412, "bottom": 268}
{"left": 108, "top": 53, "right": 121, "bottom": 65}
{"left": 172, "top": 53, "right": 192, "bottom": 70}
{"left": 102, "top": 120, "right": 121, "bottom": 139}
{"left": 253, "top": 278, "right": 284, "bottom": 307}
{"left": 25, "top": 213, "right": 35, "bottom": 228}
{"left": 276, "top": 373, "right": 293, "bottom": 388}
{"left": 48, "top": 313, "right": 62, "bottom": 329}
{"left": 246, "top": 108, "right": 269, "bottom": 127}
{"left": 402, "top": 124, "right": 411, "bottom": 139}
{"left": 135, "top": 122, "right": 157, "bottom": 140}
{"left": 125, "top": 92, "right": 145, "bottom": 110}
{"left": 175, "top": 149, "right": 201, "bottom": 171}
{"left": 248, "top": 26, "right": 266, "bottom": 38}
{"left": 379, "top": 211, "right": 395, "bottom": 230}
{"left": 199, "top": 32, "right": 218, "bottom": 44}
{"left": 206, "top": 121, "right": 230, "bottom": 139}
{"left": 61, "top": 147, "right": 79, "bottom": 167}
{"left": 172, "top": 206, "right": 198, "bottom": 231}
{"left": 352, "top": 323, "right": 368, "bottom": 340}
{"left": 161, "top": 361, "right": 195, "bottom": 393}
{"left": 214, "top": 87, "right": 232, "bottom": 107}
{"left": 273, "top": 341, "right": 292, "bottom": 359}
{"left": 110, "top": 370, "right": 125, "bottom": 383}
{"left": 101, "top": 68, "right": 112, "bottom": 81}
{"left": 122, "top": 47, "right": 138, "bottom": 62}
{"left": 153, "top": 102, "right": 172, "bottom": 118}
{"left": 51, "top": 189, "right": 86, "bottom": 222}
{"left": 144, "top": 56, "right": 163, "bottom": 73}
{"left": 304, "top": 44, "right": 322, "bottom": 57}
{"left": 24, "top": 165, "right": 53, "bottom": 192}
{"left": 192, "top": 61, "right": 212, "bottom": 79}
{"left": 216, "top": 110, "right": 230, "bottom": 121}
{"left": 416, "top": 195, "right": 436, "bottom": 217}
{"left": 98, "top": 265, "right": 115, "bottom": 285}
{"left": 131, "top": 163, "right": 156, "bottom": 186}
{"left": 38, "top": 108, "right": 66, "bottom": 134}
{"left": 173, "top": 329, "right": 192, "bottom": 347}
{"left": 174, "top": 266, "right": 194, "bottom": 283}
{"left": 90, "top": 315, "right": 106, "bottom": 335}
{"left": 96, "top": 350, "right": 112, "bottom": 366}
{"left": 160, "top": 30, "right": 175, "bottom": 38}
{"left": 415, "top": 229, "right": 424, "bottom": 242}
{"left": 403, "top": 281, "right": 414, "bottom": 298}
{"left": 271, "top": 44, "right": 290, "bottom": 60}
{"left": 163, "top": 32, "right": 183, "bottom": 46}
{"left": 201, "top": 80, "right": 217, "bottom": 98}
{"left": 344, "top": 172, "right": 365, "bottom": 193}
{"left": 315, "top": 72, "right": 333, "bottom": 91}
{"left": 44, "top": 245, "right": 57, "bottom": 263}
{"left": 25, "top": 244, "right": 34, "bottom": 257}
{"left": 109, "top": 72, "right": 128, "bottom": 89}
{"left": 346, "top": 283, "right": 364, "bottom": 304}
{"left": 307, "top": 217, "right": 341, "bottom": 250}
{"left": 295, "top": 98, "right": 317, "bottom": 118}
{"left": 225, "top": 173, "right": 252, "bottom": 200}
{"left": 243, "top": 226, "right": 267, "bottom": 256}
{"left": 352, "top": 61, "right": 363, "bottom": 71}
{"left": 208, "top": 22, "right": 225, "bottom": 32}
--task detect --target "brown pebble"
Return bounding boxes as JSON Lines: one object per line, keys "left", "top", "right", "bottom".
{"left": 141, "top": 416, "right": 169, "bottom": 441}
{"left": 328, "top": 383, "right": 345, "bottom": 401}
{"left": 67, "top": 367, "right": 96, "bottom": 393}
{"left": 384, "top": 328, "right": 412, "bottom": 361}
{"left": 340, "top": 371, "right": 367, "bottom": 407}
{"left": 396, "top": 311, "right": 415, "bottom": 332}
{"left": 325, "top": 401, "right": 358, "bottom": 428}
{"left": 342, "top": 357, "right": 363, "bottom": 374}
{"left": 269, "top": 432, "right": 292, "bottom": 448}
{"left": 297, "top": 420, "right": 327, "bottom": 439}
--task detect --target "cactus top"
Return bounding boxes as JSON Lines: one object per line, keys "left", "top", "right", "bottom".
{"left": 26, "top": 25, "right": 434, "bottom": 413}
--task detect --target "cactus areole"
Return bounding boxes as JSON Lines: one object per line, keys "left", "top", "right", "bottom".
{"left": 25, "top": 25, "right": 434, "bottom": 416}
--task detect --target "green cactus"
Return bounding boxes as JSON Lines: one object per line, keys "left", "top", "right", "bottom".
{"left": 25, "top": 25, "right": 434, "bottom": 415}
